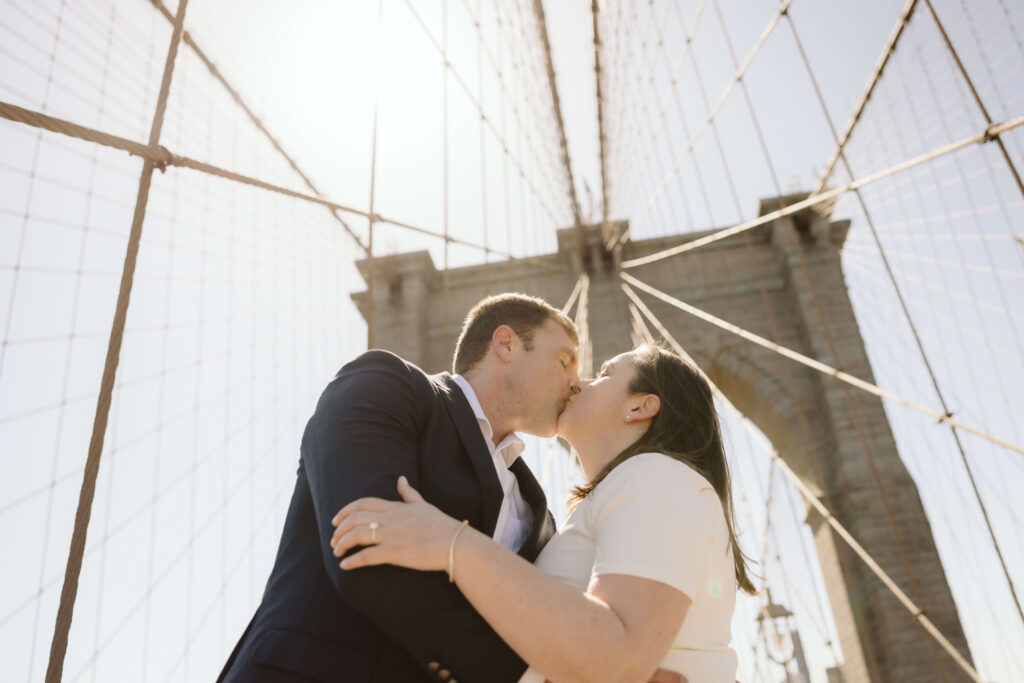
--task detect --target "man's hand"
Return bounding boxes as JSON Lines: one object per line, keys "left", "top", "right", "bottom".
{"left": 544, "top": 668, "right": 686, "bottom": 683}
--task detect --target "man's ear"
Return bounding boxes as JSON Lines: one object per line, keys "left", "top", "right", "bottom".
{"left": 630, "top": 394, "right": 661, "bottom": 421}
{"left": 492, "top": 325, "right": 517, "bottom": 363}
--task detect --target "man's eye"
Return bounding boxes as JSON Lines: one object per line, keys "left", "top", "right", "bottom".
{"left": 560, "top": 359, "right": 568, "bottom": 368}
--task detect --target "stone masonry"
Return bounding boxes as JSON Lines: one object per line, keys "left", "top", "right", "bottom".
{"left": 351, "top": 195, "right": 973, "bottom": 682}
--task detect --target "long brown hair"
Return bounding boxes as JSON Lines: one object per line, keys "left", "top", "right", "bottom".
{"left": 570, "top": 344, "right": 757, "bottom": 594}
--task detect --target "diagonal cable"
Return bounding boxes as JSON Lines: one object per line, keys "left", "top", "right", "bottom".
{"left": 620, "top": 272, "right": 1024, "bottom": 458}
{"left": 621, "top": 114, "right": 1024, "bottom": 268}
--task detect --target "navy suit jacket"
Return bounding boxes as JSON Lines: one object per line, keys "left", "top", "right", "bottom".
{"left": 218, "top": 350, "right": 556, "bottom": 682}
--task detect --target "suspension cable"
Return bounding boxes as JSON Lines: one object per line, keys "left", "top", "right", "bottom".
{"left": 364, "top": 0, "right": 383, "bottom": 348}
{"left": 561, "top": 272, "right": 587, "bottom": 316}
{"left": 815, "top": 0, "right": 920, "bottom": 194}
{"left": 531, "top": 0, "right": 583, "bottom": 229}
{"left": 0, "top": 101, "right": 571, "bottom": 273}
{"left": 620, "top": 272, "right": 1024, "bottom": 458}
{"left": 44, "top": 2, "right": 190, "bottom": 680}
{"left": 620, "top": 113, "right": 1024, "bottom": 268}
{"left": 626, "top": 0, "right": 792, "bottom": 238}
{"left": 400, "top": 0, "right": 566, "bottom": 227}
{"left": 921, "top": 0, "right": 1024, "bottom": 201}
{"left": 615, "top": 0, "right": 709, "bottom": 235}
{"left": 591, "top": 0, "right": 610, "bottom": 240}
{"left": 146, "top": 0, "right": 365, "bottom": 251}
{"left": 605, "top": 0, "right": 675, "bottom": 246}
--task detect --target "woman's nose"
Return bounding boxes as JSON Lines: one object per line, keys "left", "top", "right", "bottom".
{"left": 568, "top": 368, "right": 582, "bottom": 393}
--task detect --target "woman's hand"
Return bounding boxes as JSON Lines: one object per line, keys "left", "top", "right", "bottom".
{"left": 330, "top": 476, "right": 464, "bottom": 572}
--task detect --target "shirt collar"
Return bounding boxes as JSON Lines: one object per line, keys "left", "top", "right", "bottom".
{"left": 453, "top": 374, "right": 525, "bottom": 467}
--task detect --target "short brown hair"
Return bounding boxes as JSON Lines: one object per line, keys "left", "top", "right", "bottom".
{"left": 452, "top": 293, "right": 578, "bottom": 374}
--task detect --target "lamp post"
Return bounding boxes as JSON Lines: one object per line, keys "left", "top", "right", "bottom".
{"left": 757, "top": 590, "right": 811, "bottom": 683}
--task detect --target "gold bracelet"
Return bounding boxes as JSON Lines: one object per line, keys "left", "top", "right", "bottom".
{"left": 448, "top": 520, "right": 470, "bottom": 583}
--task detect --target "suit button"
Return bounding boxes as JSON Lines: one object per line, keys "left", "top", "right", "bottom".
{"left": 439, "top": 670, "right": 451, "bottom": 680}
{"left": 427, "top": 662, "right": 440, "bottom": 672}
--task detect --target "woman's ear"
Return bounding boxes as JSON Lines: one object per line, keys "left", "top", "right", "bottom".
{"left": 631, "top": 394, "right": 661, "bottom": 421}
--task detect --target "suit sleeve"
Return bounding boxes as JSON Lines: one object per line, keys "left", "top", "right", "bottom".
{"left": 302, "top": 351, "right": 528, "bottom": 682}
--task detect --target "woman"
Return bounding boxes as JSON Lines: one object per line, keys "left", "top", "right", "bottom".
{"left": 330, "top": 344, "right": 756, "bottom": 682}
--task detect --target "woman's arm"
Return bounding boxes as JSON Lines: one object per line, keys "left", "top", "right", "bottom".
{"left": 331, "top": 477, "right": 690, "bottom": 683}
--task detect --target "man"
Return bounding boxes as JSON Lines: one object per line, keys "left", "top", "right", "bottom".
{"left": 219, "top": 293, "right": 581, "bottom": 682}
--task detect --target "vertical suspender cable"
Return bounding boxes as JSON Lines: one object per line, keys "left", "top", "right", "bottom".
{"left": 442, "top": 0, "right": 451, "bottom": 353}
{"left": 532, "top": 0, "right": 583, "bottom": 243}
{"left": 366, "top": 0, "right": 385, "bottom": 348}
{"left": 591, "top": 0, "right": 611, "bottom": 245}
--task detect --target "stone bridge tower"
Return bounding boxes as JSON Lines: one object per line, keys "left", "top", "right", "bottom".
{"left": 352, "top": 195, "right": 972, "bottom": 682}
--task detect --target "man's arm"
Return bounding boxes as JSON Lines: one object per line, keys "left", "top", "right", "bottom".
{"left": 303, "top": 351, "right": 527, "bottom": 682}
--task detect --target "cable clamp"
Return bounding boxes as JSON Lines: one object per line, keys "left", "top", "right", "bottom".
{"left": 153, "top": 146, "right": 172, "bottom": 173}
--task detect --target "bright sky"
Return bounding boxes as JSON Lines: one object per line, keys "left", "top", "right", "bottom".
{"left": 1, "top": 0, "right": 1023, "bottom": 681}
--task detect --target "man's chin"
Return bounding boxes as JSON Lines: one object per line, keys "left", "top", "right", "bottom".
{"left": 537, "top": 424, "right": 559, "bottom": 439}
{"left": 520, "top": 405, "right": 567, "bottom": 438}
{"left": 518, "top": 419, "right": 558, "bottom": 439}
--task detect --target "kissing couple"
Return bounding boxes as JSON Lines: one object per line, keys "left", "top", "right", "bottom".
{"left": 218, "top": 293, "right": 754, "bottom": 682}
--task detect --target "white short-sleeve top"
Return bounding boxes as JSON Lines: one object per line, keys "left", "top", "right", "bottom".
{"left": 534, "top": 452, "right": 738, "bottom": 682}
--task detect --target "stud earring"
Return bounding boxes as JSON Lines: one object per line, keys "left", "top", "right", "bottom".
{"left": 624, "top": 415, "right": 632, "bottom": 421}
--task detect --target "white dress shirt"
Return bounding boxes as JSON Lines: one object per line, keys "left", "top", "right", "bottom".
{"left": 453, "top": 376, "right": 541, "bottom": 683}
{"left": 452, "top": 375, "right": 533, "bottom": 553}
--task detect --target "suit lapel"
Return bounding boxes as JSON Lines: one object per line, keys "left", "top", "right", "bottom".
{"left": 436, "top": 373, "right": 503, "bottom": 536}
{"left": 509, "top": 458, "right": 556, "bottom": 562}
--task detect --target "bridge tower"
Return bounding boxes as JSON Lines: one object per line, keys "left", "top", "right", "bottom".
{"left": 352, "top": 195, "right": 973, "bottom": 682}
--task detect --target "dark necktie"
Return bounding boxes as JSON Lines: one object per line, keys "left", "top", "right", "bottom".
{"left": 509, "top": 457, "right": 555, "bottom": 561}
